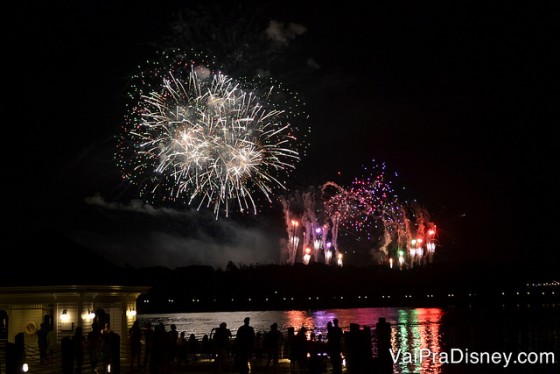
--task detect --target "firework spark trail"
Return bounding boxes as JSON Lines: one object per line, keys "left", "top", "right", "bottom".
{"left": 321, "top": 181, "right": 349, "bottom": 258}
{"left": 118, "top": 52, "right": 307, "bottom": 218}
{"left": 379, "top": 218, "right": 393, "bottom": 257}
{"left": 280, "top": 196, "right": 291, "bottom": 262}
{"left": 280, "top": 194, "right": 303, "bottom": 265}
{"left": 301, "top": 190, "right": 316, "bottom": 260}
{"left": 403, "top": 201, "right": 433, "bottom": 267}
{"left": 280, "top": 196, "right": 294, "bottom": 264}
{"left": 280, "top": 187, "right": 323, "bottom": 264}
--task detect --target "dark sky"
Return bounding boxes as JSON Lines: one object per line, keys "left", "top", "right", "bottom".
{"left": 5, "top": 1, "right": 557, "bottom": 270}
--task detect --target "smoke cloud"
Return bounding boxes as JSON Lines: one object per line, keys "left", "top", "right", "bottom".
{"left": 266, "top": 20, "right": 307, "bottom": 44}
{"left": 77, "top": 194, "right": 285, "bottom": 269}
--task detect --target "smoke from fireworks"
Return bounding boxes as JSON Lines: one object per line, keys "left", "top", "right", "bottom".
{"left": 162, "top": 3, "right": 315, "bottom": 86}
{"left": 117, "top": 51, "right": 309, "bottom": 218}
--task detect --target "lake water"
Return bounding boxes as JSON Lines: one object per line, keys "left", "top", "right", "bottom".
{"left": 138, "top": 305, "right": 559, "bottom": 373}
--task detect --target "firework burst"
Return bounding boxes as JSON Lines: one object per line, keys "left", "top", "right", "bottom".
{"left": 117, "top": 51, "right": 308, "bottom": 218}
{"left": 279, "top": 160, "right": 437, "bottom": 268}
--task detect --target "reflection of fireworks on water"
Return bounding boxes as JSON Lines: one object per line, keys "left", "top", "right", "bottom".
{"left": 117, "top": 50, "right": 308, "bottom": 218}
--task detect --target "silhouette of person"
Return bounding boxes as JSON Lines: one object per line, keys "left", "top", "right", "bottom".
{"left": 213, "top": 322, "right": 232, "bottom": 374}
{"left": 128, "top": 320, "right": 142, "bottom": 370}
{"left": 376, "top": 317, "right": 392, "bottom": 374}
{"left": 101, "top": 323, "right": 117, "bottom": 374}
{"left": 177, "top": 331, "right": 189, "bottom": 367}
{"left": 287, "top": 327, "right": 296, "bottom": 374}
{"left": 46, "top": 323, "right": 55, "bottom": 365}
{"left": 235, "top": 317, "right": 255, "bottom": 374}
{"left": 142, "top": 322, "right": 154, "bottom": 369}
{"left": 265, "top": 322, "right": 284, "bottom": 373}
{"left": 327, "top": 319, "right": 343, "bottom": 374}
{"left": 87, "top": 322, "right": 103, "bottom": 373}
{"left": 308, "top": 340, "right": 325, "bottom": 374}
{"left": 151, "top": 322, "right": 169, "bottom": 374}
{"left": 37, "top": 322, "right": 49, "bottom": 365}
{"left": 293, "top": 326, "right": 308, "bottom": 374}
{"left": 187, "top": 333, "right": 199, "bottom": 361}
{"left": 72, "top": 326, "right": 86, "bottom": 374}
{"left": 202, "top": 334, "right": 211, "bottom": 358}
{"left": 168, "top": 323, "right": 179, "bottom": 369}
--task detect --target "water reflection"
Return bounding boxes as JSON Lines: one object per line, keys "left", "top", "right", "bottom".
{"left": 138, "top": 307, "right": 444, "bottom": 371}
{"left": 392, "top": 308, "right": 443, "bottom": 374}
{"left": 137, "top": 306, "right": 559, "bottom": 374}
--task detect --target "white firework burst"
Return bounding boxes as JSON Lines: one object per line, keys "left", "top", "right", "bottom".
{"left": 118, "top": 55, "right": 307, "bottom": 218}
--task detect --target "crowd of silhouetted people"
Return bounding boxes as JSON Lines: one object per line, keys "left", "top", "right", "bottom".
{"left": 122, "top": 316, "right": 392, "bottom": 374}
{"left": 47, "top": 312, "right": 391, "bottom": 374}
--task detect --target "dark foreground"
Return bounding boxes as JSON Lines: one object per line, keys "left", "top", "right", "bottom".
{"left": 20, "top": 352, "right": 348, "bottom": 374}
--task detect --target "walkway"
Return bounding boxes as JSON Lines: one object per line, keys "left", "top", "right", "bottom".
{"left": 21, "top": 348, "right": 345, "bottom": 374}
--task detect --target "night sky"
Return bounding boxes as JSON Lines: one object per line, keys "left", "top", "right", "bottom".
{"left": 5, "top": 1, "right": 557, "bottom": 271}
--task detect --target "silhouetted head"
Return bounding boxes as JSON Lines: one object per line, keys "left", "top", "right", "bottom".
{"left": 244, "top": 317, "right": 250, "bottom": 325}
{"left": 271, "top": 322, "right": 278, "bottom": 330}
{"left": 220, "top": 322, "right": 227, "bottom": 328}
{"left": 333, "top": 318, "right": 339, "bottom": 326}
{"left": 156, "top": 322, "right": 165, "bottom": 332}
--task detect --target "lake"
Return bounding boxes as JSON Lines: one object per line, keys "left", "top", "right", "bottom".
{"left": 138, "top": 305, "right": 559, "bottom": 373}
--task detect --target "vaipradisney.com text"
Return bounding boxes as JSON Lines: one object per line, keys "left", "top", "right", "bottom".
{"left": 390, "top": 348, "right": 556, "bottom": 368}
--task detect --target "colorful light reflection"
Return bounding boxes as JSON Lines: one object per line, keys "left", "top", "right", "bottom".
{"left": 391, "top": 308, "right": 443, "bottom": 374}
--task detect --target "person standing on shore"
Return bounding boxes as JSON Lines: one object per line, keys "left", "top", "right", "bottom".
{"left": 264, "top": 322, "right": 284, "bottom": 373}
{"left": 213, "top": 322, "right": 232, "bottom": 374}
{"left": 292, "top": 326, "right": 308, "bottom": 374}
{"left": 101, "top": 323, "right": 117, "bottom": 374}
{"left": 235, "top": 317, "right": 255, "bottom": 374}
{"left": 37, "top": 322, "right": 49, "bottom": 365}
{"left": 128, "top": 320, "right": 142, "bottom": 370}
{"left": 168, "top": 324, "right": 179, "bottom": 370}
{"left": 87, "top": 322, "right": 103, "bottom": 374}
{"left": 72, "top": 326, "right": 86, "bottom": 374}
{"left": 176, "top": 331, "right": 189, "bottom": 367}
{"left": 142, "top": 322, "right": 154, "bottom": 369}
{"left": 327, "top": 319, "right": 343, "bottom": 374}
{"left": 376, "top": 317, "right": 392, "bottom": 373}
